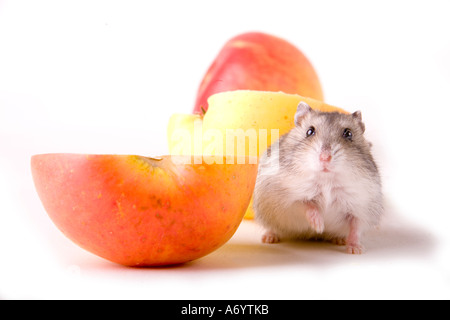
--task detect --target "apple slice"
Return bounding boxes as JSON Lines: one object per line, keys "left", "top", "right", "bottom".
{"left": 168, "top": 90, "right": 348, "bottom": 219}
{"left": 31, "top": 154, "right": 257, "bottom": 267}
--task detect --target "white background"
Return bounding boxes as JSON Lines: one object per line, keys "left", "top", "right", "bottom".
{"left": 1, "top": 0, "right": 450, "bottom": 299}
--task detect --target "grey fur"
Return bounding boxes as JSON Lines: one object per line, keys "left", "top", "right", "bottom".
{"left": 253, "top": 103, "right": 383, "bottom": 250}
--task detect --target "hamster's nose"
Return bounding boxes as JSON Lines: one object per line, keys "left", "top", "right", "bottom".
{"left": 319, "top": 151, "right": 332, "bottom": 163}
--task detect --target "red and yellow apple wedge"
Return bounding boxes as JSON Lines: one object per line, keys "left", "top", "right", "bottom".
{"left": 31, "top": 154, "right": 257, "bottom": 266}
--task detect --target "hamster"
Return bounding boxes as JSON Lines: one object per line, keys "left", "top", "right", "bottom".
{"left": 253, "top": 102, "right": 383, "bottom": 254}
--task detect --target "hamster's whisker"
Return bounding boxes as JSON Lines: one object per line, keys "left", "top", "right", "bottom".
{"left": 332, "top": 147, "right": 343, "bottom": 158}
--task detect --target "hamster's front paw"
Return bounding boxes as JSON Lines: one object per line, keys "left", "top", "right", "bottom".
{"left": 305, "top": 205, "right": 324, "bottom": 234}
{"left": 262, "top": 231, "right": 280, "bottom": 244}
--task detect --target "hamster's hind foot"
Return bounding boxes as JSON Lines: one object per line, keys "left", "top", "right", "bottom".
{"left": 262, "top": 231, "right": 280, "bottom": 244}
{"left": 346, "top": 215, "right": 364, "bottom": 254}
{"left": 346, "top": 243, "right": 364, "bottom": 255}
{"left": 330, "top": 237, "right": 346, "bottom": 246}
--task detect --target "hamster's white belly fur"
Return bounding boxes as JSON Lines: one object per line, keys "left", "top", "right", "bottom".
{"left": 254, "top": 169, "right": 380, "bottom": 240}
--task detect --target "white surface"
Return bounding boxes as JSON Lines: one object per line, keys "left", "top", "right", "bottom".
{"left": 1, "top": 0, "right": 450, "bottom": 300}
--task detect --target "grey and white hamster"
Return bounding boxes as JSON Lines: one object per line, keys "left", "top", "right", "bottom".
{"left": 253, "top": 102, "right": 383, "bottom": 254}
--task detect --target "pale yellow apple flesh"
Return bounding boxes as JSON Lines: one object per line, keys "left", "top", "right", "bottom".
{"left": 168, "top": 90, "right": 348, "bottom": 219}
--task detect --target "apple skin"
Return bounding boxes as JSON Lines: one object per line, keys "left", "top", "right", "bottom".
{"left": 193, "top": 32, "right": 324, "bottom": 114}
{"left": 31, "top": 154, "right": 257, "bottom": 267}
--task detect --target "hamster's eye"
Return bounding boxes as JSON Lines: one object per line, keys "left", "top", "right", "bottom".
{"left": 306, "top": 126, "right": 315, "bottom": 138}
{"left": 343, "top": 128, "right": 353, "bottom": 141}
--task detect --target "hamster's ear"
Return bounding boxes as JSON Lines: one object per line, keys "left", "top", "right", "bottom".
{"left": 295, "top": 102, "right": 312, "bottom": 126}
{"left": 352, "top": 111, "right": 362, "bottom": 121}
{"left": 352, "top": 111, "right": 365, "bottom": 133}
